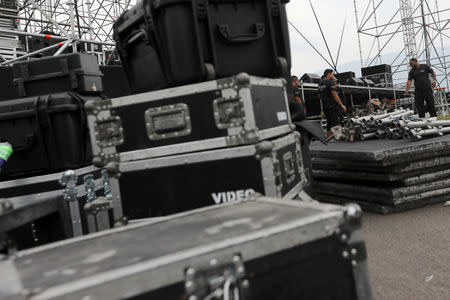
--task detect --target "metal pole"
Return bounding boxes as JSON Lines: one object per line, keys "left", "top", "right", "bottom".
{"left": 67, "top": 0, "right": 78, "bottom": 52}
{"left": 74, "top": 0, "right": 83, "bottom": 39}
{"left": 86, "top": 0, "right": 94, "bottom": 54}
{"left": 434, "top": 0, "right": 449, "bottom": 89}
{"left": 53, "top": 39, "right": 74, "bottom": 56}
{"left": 0, "top": 29, "right": 115, "bottom": 46}
{"left": 353, "top": 0, "right": 365, "bottom": 68}
{"left": 0, "top": 43, "right": 63, "bottom": 66}
{"left": 420, "top": 0, "right": 431, "bottom": 65}
{"left": 393, "top": 85, "right": 398, "bottom": 110}
{"left": 372, "top": 0, "right": 382, "bottom": 64}
{"left": 0, "top": 14, "right": 91, "bottom": 30}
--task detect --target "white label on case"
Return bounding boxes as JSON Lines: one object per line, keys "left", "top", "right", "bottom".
{"left": 277, "top": 111, "right": 288, "bottom": 121}
{"left": 211, "top": 189, "right": 255, "bottom": 204}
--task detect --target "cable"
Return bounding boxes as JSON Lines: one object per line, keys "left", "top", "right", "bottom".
{"left": 288, "top": 20, "right": 336, "bottom": 71}
{"left": 309, "top": 0, "right": 337, "bottom": 69}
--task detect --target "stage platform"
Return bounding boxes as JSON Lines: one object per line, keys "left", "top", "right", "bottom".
{"left": 310, "top": 135, "right": 450, "bottom": 213}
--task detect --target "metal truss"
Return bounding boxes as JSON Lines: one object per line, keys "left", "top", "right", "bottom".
{"left": 0, "top": 0, "right": 137, "bottom": 64}
{"left": 353, "top": 0, "right": 450, "bottom": 90}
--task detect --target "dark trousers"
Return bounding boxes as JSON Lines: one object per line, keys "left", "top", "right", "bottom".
{"left": 415, "top": 89, "right": 436, "bottom": 118}
{"left": 323, "top": 106, "right": 341, "bottom": 130}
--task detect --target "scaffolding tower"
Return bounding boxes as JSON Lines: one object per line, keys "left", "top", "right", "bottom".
{"left": 353, "top": 0, "right": 450, "bottom": 91}
{"left": 0, "top": 0, "right": 137, "bottom": 65}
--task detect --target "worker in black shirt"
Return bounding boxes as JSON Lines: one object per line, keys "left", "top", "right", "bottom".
{"left": 318, "top": 69, "right": 346, "bottom": 139}
{"left": 290, "top": 75, "right": 303, "bottom": 104}
{"left": 405, "top": 58, "right": 437, "bottom": 118}
{"left": 288, "top": 75, "right": 306, "bottom": 121}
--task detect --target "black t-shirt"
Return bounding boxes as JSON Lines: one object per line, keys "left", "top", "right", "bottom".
{"left": 408, "top": 64, "right": 433, "bottom": 92}
{"left": 293, "top": 85, "right": 302, "bottom": 100}
{"left": 318, "top": 79, "right": 338, "bottom": 108}
{"left": 287, "top": 85, "right": 302, "bottom": 104}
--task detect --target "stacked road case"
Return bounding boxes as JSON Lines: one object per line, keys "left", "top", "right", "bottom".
{"left": 0, "top": 53, "right": 123, "bottom": 251}
{"left": 0, "top": 1, "right": 377, "bottom": 297}
{"left": 86, "top": 73, "right": 309, "bottom": 219}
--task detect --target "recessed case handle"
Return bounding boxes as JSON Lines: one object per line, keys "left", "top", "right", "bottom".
{"left": 218, "top": 23, "right": 265, "bottom": 43}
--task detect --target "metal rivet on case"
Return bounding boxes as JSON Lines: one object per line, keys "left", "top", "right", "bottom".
{"left": 242, "top": 280, "right": 250, "bottom": 288}
{"left": 340, "top": 234, "right": 348, "bottom": 241}
{"left": 186, "top": 268, "right": 196, "bottom": 276}
{"left": 185, "top": 281, "right": 193, "bottom": 289}
{"left": 352, "top": 260, "right": 357, "bottom": 266}
{"left": 342, "top": 251, "right": 349, "bottom": 258}
{"left": 210, "top": 258, "right": 218, "bottom": 266}
{"left": 237, "top": 266, "right": 244, "bottom": 274}
{"left": 351, "top": 248, "right": 357, "bottom": 255}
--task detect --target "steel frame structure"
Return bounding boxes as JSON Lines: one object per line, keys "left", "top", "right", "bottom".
{"left": 353, "top": 0, "right": 450, "bottom": 91}
{"left": 0, "top": 0, "right": 137, "bottom": 65}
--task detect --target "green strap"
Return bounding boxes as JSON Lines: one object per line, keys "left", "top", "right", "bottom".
{"left": 0, "top": 144, "right": 13, "bottom": 160}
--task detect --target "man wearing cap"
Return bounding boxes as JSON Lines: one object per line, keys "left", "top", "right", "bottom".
{"left": 404, "top": 58, "right": 437, "bottom": 118}
{"left": 318, "top": 69, "right": 346, "bottom": 139}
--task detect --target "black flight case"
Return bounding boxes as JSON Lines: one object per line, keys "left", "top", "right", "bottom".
{"left": 0, "top": 196, "right": 373, "bottom": 300}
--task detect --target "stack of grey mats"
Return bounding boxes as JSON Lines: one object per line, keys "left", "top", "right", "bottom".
{"left": 310, "top": 135, "right": 450, "bottom": 214}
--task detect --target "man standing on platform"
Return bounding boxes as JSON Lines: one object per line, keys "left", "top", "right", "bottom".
{"left": 290, "top": 75, "right": 303, "bottom": 105}
{"left": 404, "top": 58, "right": 437, "bottom": 118}
{"left": 318, "top": 69, "right": 346, "bottom": 139}
{"left": 288, "top": 75, "right": 306, "bottom": 122}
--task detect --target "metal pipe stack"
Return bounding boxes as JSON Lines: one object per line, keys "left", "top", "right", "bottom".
{"left": 344, "top": 108, "right": 450, "bottom": 142}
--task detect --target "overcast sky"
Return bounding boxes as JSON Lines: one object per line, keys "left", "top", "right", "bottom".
{"left": 286, "top": 0, "right": 450, "bottom": 77}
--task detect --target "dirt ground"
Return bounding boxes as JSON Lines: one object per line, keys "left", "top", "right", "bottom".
{"left": 362, "top": 203, "right": 450, "bottom": 300}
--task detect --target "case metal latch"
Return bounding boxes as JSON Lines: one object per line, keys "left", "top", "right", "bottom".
{"left": 83, "top": 174, "right": 96, "bottom": 203}
{"left": 295, "top": 140, "right": 308, "bottom": 186}
{"left": 282, "top": 151, "right": 296, "bottom": 184}
{"left": 184, "top": 254, "right": 249, "bottom": 300}
{"left": 145, "top": 103, "right": 192, "bottom": 140}
{"left": 59, "top": 170, "right": 83, "bottom": 237}
{"left": 94, "top": 116, "right": 124, "bottom": 148}
{"left": 83, "top": 174, "right": 111, "bottom": 233}
{"left": 213, "top": 96, "right": 245, "bottom": 129}
{"left": 273, "top": 158, "right": 283, "bottom": 195}
{"left": 101, "top": 169, "right": 113, "bottom": 200}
